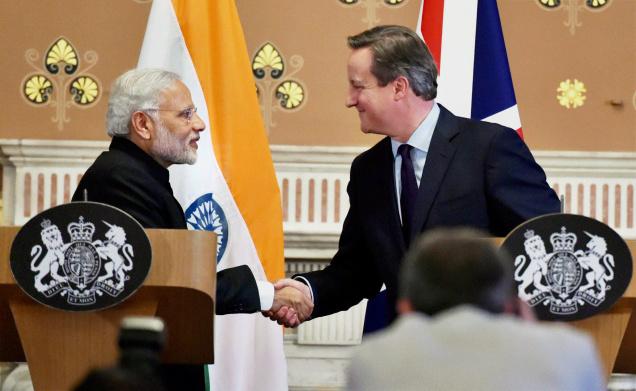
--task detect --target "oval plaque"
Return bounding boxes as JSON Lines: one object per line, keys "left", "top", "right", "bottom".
{"left": 502, "top": 213, "right": 632, "bottom": 321}
{"left": 10, "top": 202, "right": 152, "bottom": 311}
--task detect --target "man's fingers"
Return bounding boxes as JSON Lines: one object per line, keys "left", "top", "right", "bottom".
{"left": 274, "top": 278, "right": 311, "bottom": 300}
{"left": 269, "top": 285, "right": 314, "bottom": 326}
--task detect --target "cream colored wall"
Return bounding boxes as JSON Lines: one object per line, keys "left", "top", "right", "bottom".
{"left": 499, "top": 0, "right": 635, "bottom": 151}
{"left": 0, "top": 0, "right": 150, "bottom": 141}
{"left": 0, "top": 0, "right": 633, "bottom": 151}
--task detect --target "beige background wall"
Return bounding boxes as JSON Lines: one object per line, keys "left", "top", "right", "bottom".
{"left": 0, "top": 0, "right": 633, "bottom": 151}
{"left": 0, "top": 0, "right": 149, "bottom": 140}
{"left": 499, "top": 0, "right": 635, "bottom": 151}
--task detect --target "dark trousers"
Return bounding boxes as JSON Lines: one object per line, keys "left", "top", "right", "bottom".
{"left": 161, "top": 364, "right": 206, "bottom": 391}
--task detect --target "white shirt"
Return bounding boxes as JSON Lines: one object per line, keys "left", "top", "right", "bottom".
{"left": 256, "top": 281, "right": 274, "bottom": 310}
{"left": 390, "top": 103, "right": 440, "bottom": 222}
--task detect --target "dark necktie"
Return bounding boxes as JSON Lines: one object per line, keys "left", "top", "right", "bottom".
{"left": 398, "top": 144, "right": 418, "bottom": 246}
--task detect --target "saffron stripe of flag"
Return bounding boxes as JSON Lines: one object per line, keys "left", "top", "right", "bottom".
{"left": 173, "top": 0, "right": 285, "bottom": 281}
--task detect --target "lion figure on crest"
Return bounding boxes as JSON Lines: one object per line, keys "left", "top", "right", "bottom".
{"left": 515, "top": 231, "right": 550, "bottom": 301}
{"left": 30, "top": 221, "right": 69, "bottom": 292}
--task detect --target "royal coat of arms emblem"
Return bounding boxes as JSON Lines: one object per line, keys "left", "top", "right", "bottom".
{"left": 11, "top": 202, "right": 151, "bottom": 311}
{"left": 31, "top": 217, "right": 134, "bottom": 305}
{"left": 516, "top": 227, "right": 615, "bottom": 314}
{"left": 502, "top": 214, "right": 631, "bottom": 321}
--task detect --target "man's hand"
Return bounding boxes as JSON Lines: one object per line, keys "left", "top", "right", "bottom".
{"left": 263, "top": 278, "right": 313, "bottom": 328}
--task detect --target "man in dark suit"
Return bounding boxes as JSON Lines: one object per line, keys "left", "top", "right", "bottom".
{"left": 73, "top": 68, "right": 311, "bottom": 389}
{"left": 270, "top": 25, "right": 560, "bottom": 327}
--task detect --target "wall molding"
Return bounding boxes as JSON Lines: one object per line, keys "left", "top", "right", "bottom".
{"left": 2, "top": 139, "right": 633, "bottom": 171}
{"left": 272, "top": 144, "right": 636, "bottom": 175}
{"left": 1, "top": 139, "right": 635, "bottom": 246}
{"left": 0, "top": 139, "right": 108, "bottom": 165}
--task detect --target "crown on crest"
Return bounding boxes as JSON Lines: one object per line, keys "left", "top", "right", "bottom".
{"left": 68, "top": 216, "right": 95, "bottom": 242}
{"left": 524, "top": 229, "right": 539, "bottom": 240}
{"left": 40, "top": 219, "right": 60, "bottom": 236}
{"left": 550, "top": 226, "right": 576, "bottom": 252}
{"left": 523, "top": 229, "right": 541, "bottom": 244}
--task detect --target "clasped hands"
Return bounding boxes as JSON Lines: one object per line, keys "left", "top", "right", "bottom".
{"left": 263, "top": 278, "right": 313, "bottom": 328}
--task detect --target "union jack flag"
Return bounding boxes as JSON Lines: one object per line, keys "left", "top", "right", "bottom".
{"left": 417, "top": 0, "right": 523, "bottom": 137}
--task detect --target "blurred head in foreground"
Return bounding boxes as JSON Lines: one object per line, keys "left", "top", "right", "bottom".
{"left": 398, "top": 227, "right": 529, "bottom": 318}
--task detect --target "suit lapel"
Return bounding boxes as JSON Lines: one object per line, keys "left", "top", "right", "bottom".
{"left": 408, "top": 106, "right": 459, "bottom": 242}
{"left": 375, "top": 138, "right": 406, "bottom": 252}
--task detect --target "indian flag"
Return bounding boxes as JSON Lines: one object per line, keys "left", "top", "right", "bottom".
{"left": 138, "top": 0, "right": 287, "bottom": 390}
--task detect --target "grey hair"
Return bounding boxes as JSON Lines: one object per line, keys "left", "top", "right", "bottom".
{"left": 399, "top": 228, "right": 514, "bottom": 316}
{"left": 106, "top": 68, "right": 181, "bottom": 137}
{"left": 348, "top": 25, "right": 438, "bottom": 101}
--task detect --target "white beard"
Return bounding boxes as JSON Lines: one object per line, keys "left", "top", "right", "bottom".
{"left": 152, "top": 121, "right": 197, "bottom": 165}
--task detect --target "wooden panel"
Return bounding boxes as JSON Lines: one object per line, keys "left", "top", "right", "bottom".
{"left": 0, "top": 227, "right": 217, "bottom": 391}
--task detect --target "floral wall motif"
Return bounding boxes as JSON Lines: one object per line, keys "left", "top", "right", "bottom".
{"left": 252, "top": 42, "right": 306, "bottom": 134}
{"left": 22, "top": 38, "right": 100, "bottom": 130}
{"left": 338, "top": 0, "right": 408, "bottom": 28}
{"left": 557, "top": 79, "right": 586, "bottom": 109}
{"left": 537, "top": 0, "right": 611, "bottom": 35}
{"left": 0, "top": 0, "right": 632, "bottom": 151}
{"left": 498, "top": 0, "right": 633, "bottom": 151}
{"left": 0, "top": 0, "right": 150, "bottom": 140}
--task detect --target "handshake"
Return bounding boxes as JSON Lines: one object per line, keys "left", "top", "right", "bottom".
{"left": 263, "top": 278, "right": 314, "bottom": 328}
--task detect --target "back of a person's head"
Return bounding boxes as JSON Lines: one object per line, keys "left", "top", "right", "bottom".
{"left": 399, "top": 228, "right": 513, "bottom": 316}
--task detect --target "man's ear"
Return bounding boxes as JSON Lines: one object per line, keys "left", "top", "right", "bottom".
{"left": 393, "top": 76, "right": 409, "bottom": 100}
{"left": 130, "top": 111, "right": 153, "bottom": 141}
{"left": 397, "top": 298, "right": 414, "bottom": 314}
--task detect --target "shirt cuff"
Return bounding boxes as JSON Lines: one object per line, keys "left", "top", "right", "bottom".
{"left": 256, "top": 280, "right": 274, "bottom": 311}
{"left": 293, "top": 276, "right": 315, "bottom": 303}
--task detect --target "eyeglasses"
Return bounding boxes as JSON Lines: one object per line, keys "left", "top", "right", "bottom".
{"left": 142, "top": 106, "right": 198, "bottom": 123}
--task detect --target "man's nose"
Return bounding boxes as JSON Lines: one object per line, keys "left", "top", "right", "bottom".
{"left": 345, "top": 92, "right": 357, "bottom": 108}
{"left": 192, "top": 112, "right": 206, "bottom": 132}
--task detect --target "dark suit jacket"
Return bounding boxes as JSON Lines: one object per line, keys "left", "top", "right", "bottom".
{"left": 299, "top": 106, "right": 560, "bottom": 321}
{"left": 72, "top": 136, "right": 260, "bottom": 315}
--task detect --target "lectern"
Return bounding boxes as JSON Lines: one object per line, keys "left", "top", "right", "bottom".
{"left": 0, "top": 227, "right": 216, "bottom": 391}
{"left": 572, "top": 239, "right": 636, "bottom": 377}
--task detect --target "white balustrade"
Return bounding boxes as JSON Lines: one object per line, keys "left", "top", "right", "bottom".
{"left": 0, "top": 139, "right": 108, "bottom": 225}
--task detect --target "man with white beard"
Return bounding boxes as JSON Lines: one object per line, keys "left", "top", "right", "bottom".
{"left": 72, "top": 68, "right": 310, "bottom": 390}
{"left": 73, "top": 68, "right": 206, "bottom": 228}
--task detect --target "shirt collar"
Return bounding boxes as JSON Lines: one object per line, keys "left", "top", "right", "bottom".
{"left": 391, "top": 102, "right": 440, "bottom": 157}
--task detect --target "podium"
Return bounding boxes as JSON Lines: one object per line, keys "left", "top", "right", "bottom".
{"left": 0, "top": 227, "right": 216, "bottom": 391}
{"left": 489, "top": 236, "right": 636, "bottom": 378}
{"left": 572, "top": 239, "right": 636, "bottom": 377}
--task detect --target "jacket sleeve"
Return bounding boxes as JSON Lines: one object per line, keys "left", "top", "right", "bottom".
{"left": 215, "top": 265, "right": 261, "bottom": 315}
{"left": 485, "top": 128, "right": 561, "bottom": 236}
{"left": 295, "top": 158, "right": 383, "bottom": 318}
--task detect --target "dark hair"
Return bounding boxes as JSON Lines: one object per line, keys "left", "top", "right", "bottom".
{"left": 399, "top": 228, "right": 514, "bottom": 316}
{"left": 347, "top": 25, "right": 438, "bottom": 100}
